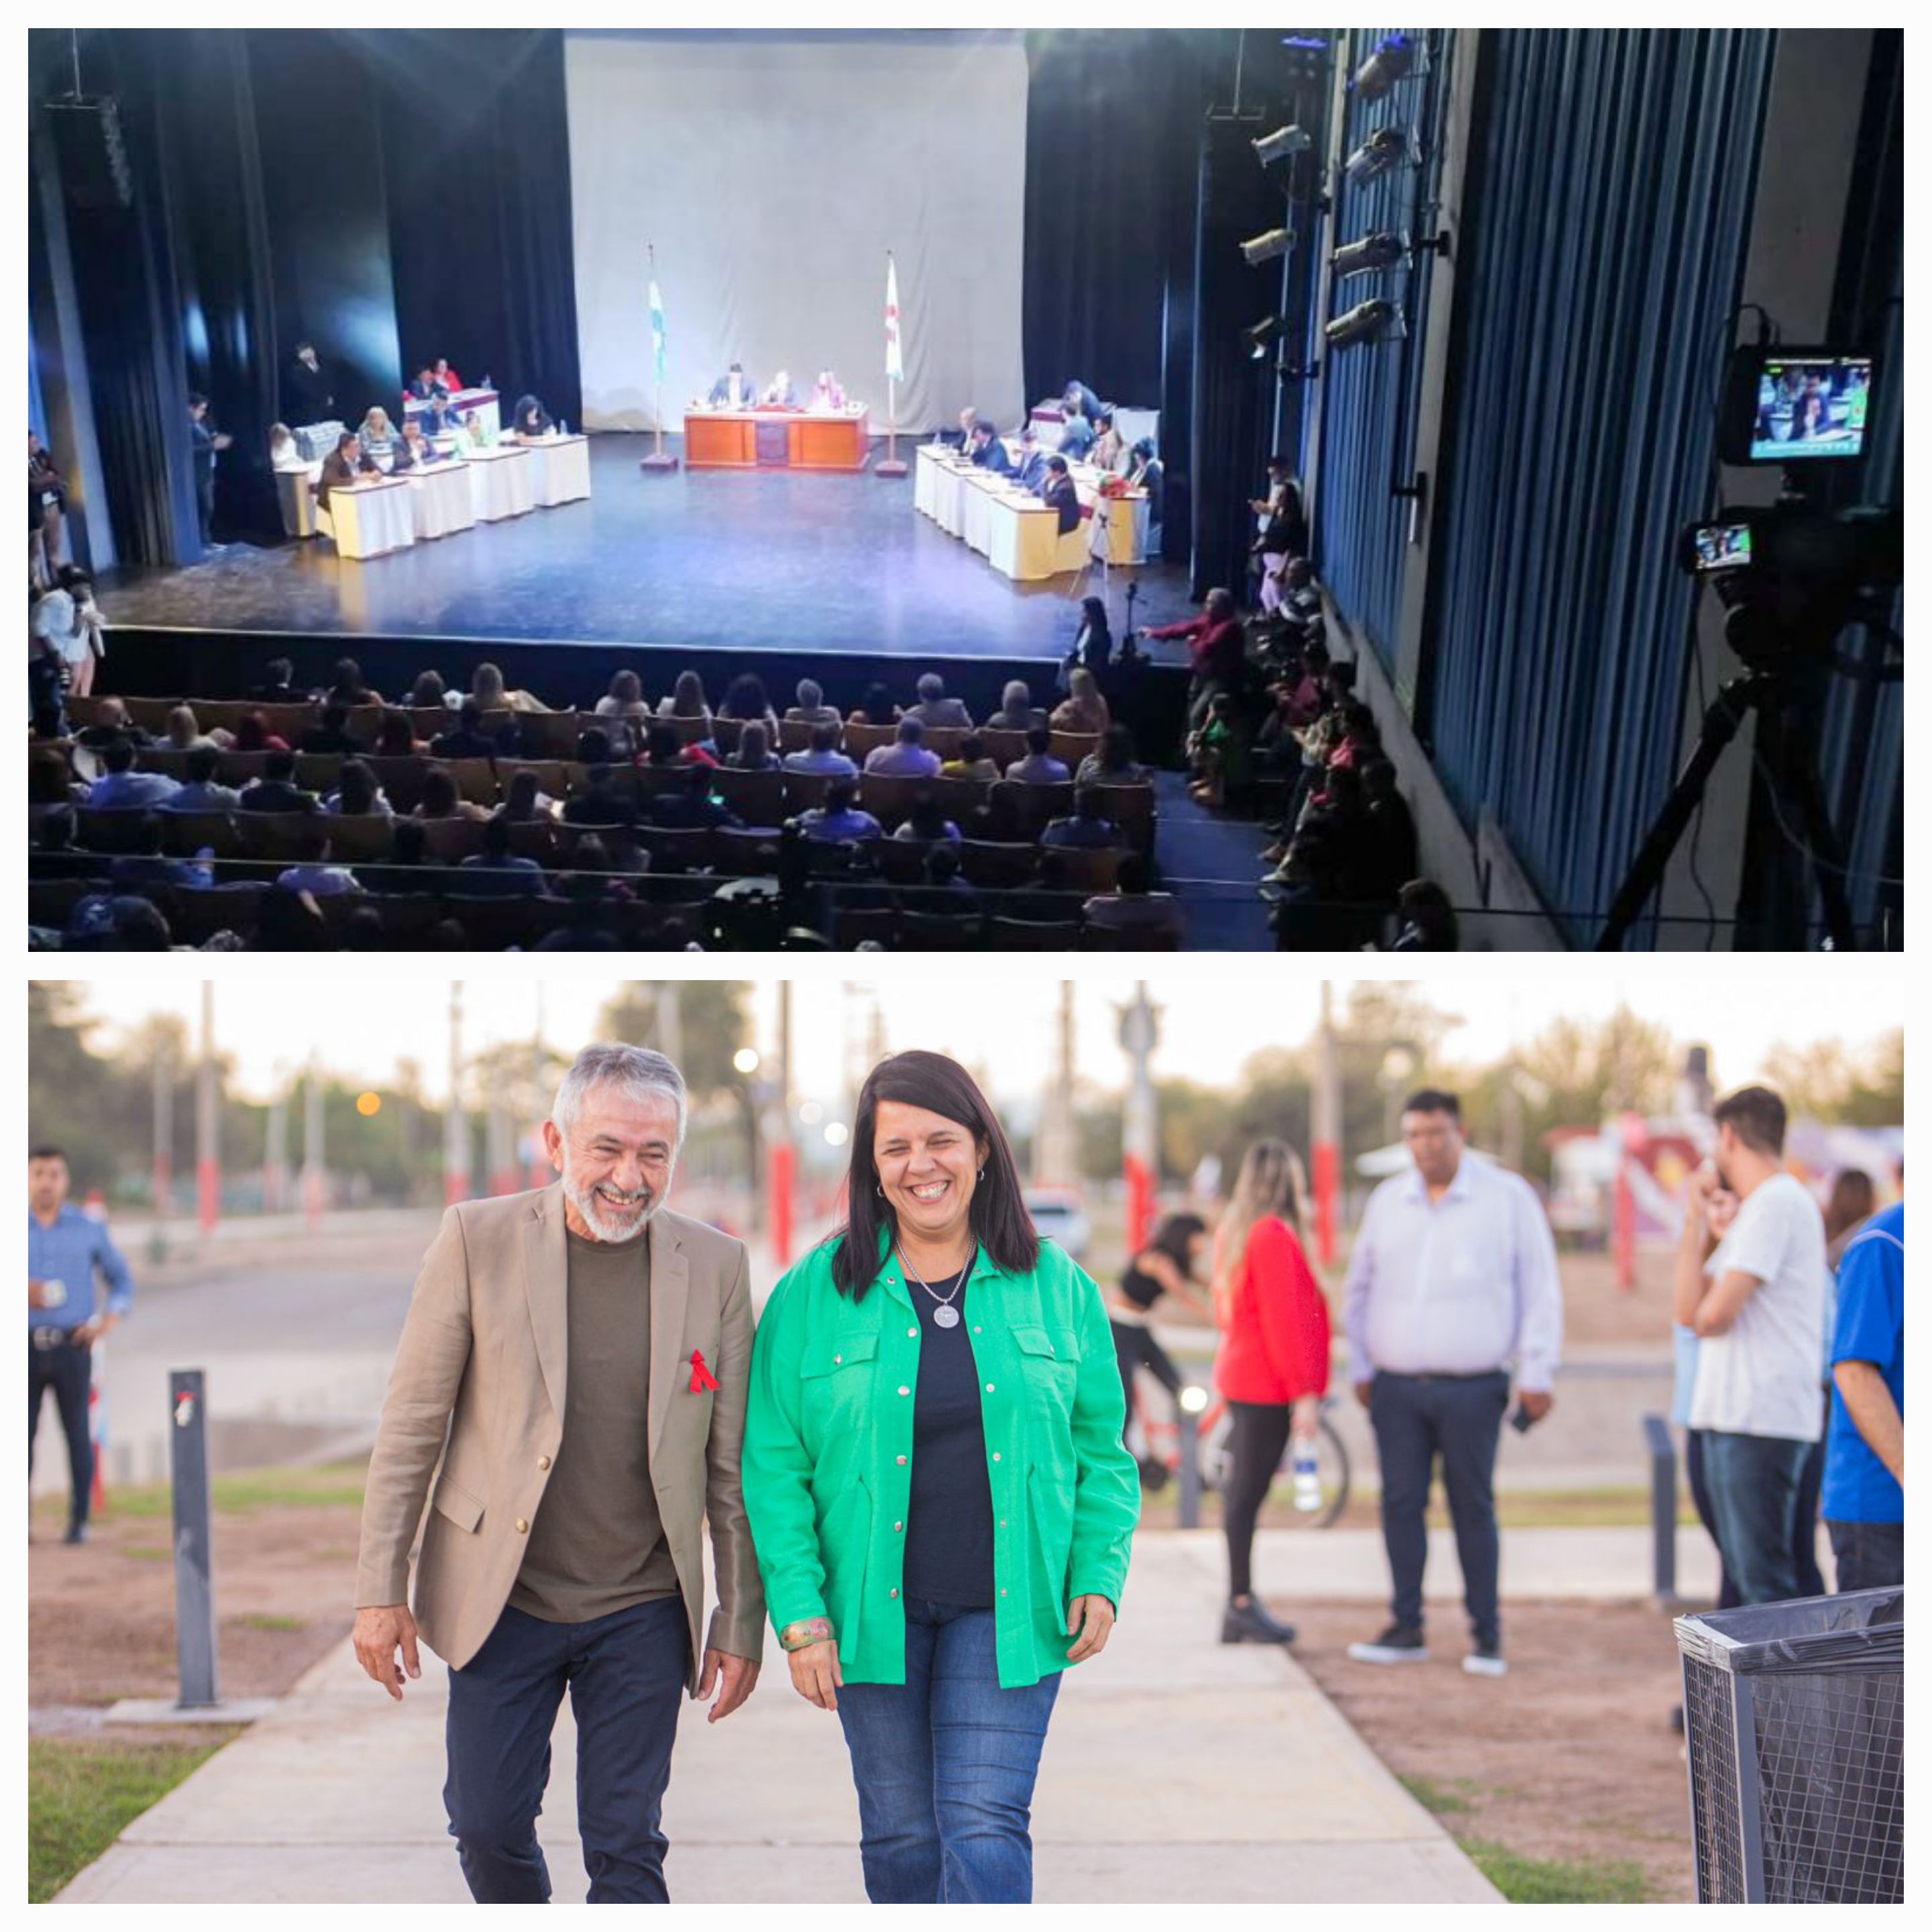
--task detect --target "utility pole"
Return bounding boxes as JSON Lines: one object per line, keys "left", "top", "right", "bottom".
{"left": 1311, "top": 983, "right": 1341, "bottom": 1267}
{"left": 657, "top": 983, "right": 684, "bottom": 1073}
{"left": 445, "top": 982, "right": 470, "bottom": 1207}
{"left": 1035, "top": 982, "right": 1077, "bottom": 1184}
{"left": 263, "top": 1063, "right": 289, "bottom": 1216}
{"left": 301, "top": 1057, "right": 325, "bottom": 1232}
{"left": 151, "top": 1035, "right": 172, "bottom": 1220}
{"left": 1119, "top": 983, "right": 1159, "bottom": 1253}
{"left": 770, "top": 983, "right": 796, "bottom": 1268}
{"left": 196, "top": 983, "right": 219, "bottom": 1236}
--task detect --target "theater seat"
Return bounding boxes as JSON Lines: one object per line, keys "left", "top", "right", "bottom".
{"left": 988, "top": 914, "right": 1081, "bottom": 951}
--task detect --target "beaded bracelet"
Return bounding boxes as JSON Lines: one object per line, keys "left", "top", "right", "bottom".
{"left": 780, "top": 1617, "right": 835, "bottom": 1652}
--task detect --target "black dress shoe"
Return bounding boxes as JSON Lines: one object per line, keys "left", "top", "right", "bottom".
{"left": 63, "top": 1522, "right": 89, "bottom": 1545}
{"left": 1221, "top": 1597, "right": 1297, "bottom": 1644}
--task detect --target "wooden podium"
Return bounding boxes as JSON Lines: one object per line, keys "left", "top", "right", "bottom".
{"left": 683, "top": 409, "right": 871, "bottom": 472}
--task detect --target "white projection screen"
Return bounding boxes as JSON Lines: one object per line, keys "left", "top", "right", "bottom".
{"left": 565, "top": 31, "right": 1028, "bottom": 437}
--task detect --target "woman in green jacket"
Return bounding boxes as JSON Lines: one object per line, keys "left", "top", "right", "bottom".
{"left": 743, "top": 1049, "right": 1138, "bottom": 1903}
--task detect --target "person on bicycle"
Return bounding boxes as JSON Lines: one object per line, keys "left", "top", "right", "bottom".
{"left": 1108, "top": 1212, "right": 1212, "bottom": 1484}
{"left": 1214, "top": 1140, "right": 1332, "bottom": 1645}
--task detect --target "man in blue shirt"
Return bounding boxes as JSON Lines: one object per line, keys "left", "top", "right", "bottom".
{"left": 28, "top": 1146, "right": 134, "bottom": 1544}
{"left": 1822, "top": 1202, "right": 1903, "bottom": 1592}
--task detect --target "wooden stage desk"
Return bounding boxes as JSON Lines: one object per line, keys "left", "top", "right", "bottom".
{"left": 683, "top": 408, "right": 872, "bottom": 472}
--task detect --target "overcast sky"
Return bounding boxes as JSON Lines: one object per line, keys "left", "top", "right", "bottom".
{"left": 47, "top": 965, "right": 1904, "bottom": 1114}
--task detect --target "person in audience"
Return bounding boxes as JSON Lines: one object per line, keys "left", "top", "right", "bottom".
{"left": 336, "top": 905, "right": 387, "bottom": 950}
{"left": 252, "top": 657, "right": 300, "bottom": 702}
{"left": 64, "top": 892, "right": 176, "bottom": 951}
{"left": 1187, "top": 691, "right": 1251, "bottom": 808}
{"left": 1360, "top": 761, "right": 1419, "bottom": 901}
{"left": 30, "top": 805, "right": 101, "bottom": 882}
{"left": 471, "top": 660, "right": 550, "bottom": 714}
{"left": 500, "top": 767, "right": 557, "bottom": 824}
{"left": 325, "top": 756, "right": 392, "bottom": 817}
{"left": 510, "top": 394, "right": 555, "bottom": 439}
{"left": 809, "top": 370, "right": 847, "bottom": 411}
{"left": 760, "top": 369, "right": 800, "bottom": 407}
{"left": 374, "top": 708, "right": 427, "bottom": 757}
{"left": 357, "top": 407, "right": 400, "bottom": 470}
{"left": 1005, "top": 725, "right": 1070, "bottom": 785}
{"left": 719, "top": 673, "right": 780, "bottom": 733}
{"left": 164, "top": 705, "right": 222, "bottom": 753}
{"left": 786, "top": 678, "right": 841, "bottom": 728}
{"left": 274, "top": 844, "right": 361, "bottom": 898}
{"left": 1042, "top": 455, "right": 1081, "bottom": 535}
{"left": 1051, "top": 665, "right": 1110, "bottom": 737}
{"left": 941, "top": 732, "right": 1000, "bottom": 782}
{"left": 848, "top": 682, "right": 900, "bottom": 727}
{"left": 30, "top": 583, "right": 90, "bottom": 701}
{"left": 863, "top": 716, "right": 943, "bottom": 778}
{"left": 1042, "top": 786, "right": 1122, "bottom": 851}
{"left": 429, "top": 698, "right": 505, "bottom": 762}
{"left": 1076, "top": 724, "right": 1151, "bottom": 788}
{"left": 456, "top": 812, "right": 551, "bottom": 899}
{"left": 657, "top": 668, "right": 714, "bottom": 727}
{"left": 237, "top": 748, "right": 320, "bottom": 814}
{"left": 1822, "top": 1189, "right": 1904, "bottom": 1593}
{"left": 231, "top": 709, "right": 290, "bottom": 754}
{"left": 300, "top": 702, "right": 366, "bottom": 755}
{"left": 554, "top": 833, "right": 635, "bottom": 904}
{"left": 708, "top": 363, "right": 754, "bottom": 410}
{"left": 408, "top": 669, "right": 451, "bottom": 709}
{"left": 922, "top": 842, "right": 978, "bottom": 905}
{"left": 904, "top": 672, "right": 973, "bottom": 730}
{"left": 798, "top": 777, "right": 883, "bottom": 845}
{"left": 892, "top": 794, "right": 963, "bottom": 845}
{"left": 30, "top": 747, "right": 84, "bottom": 806}
{"left": 563, "top": 762, "right": 642, "bottom": 830}
{"left": 358, "top": 816, "right": 429, "bottom": 896}
{"left": 1082, "top": 851, "right": 1182, "bottom": 943}
{"left": 1385, "top": 879, "right": 1459, "bottom": 952}
{"left": 1090, "top": 411, "right": 1125, "bottom": 473}
{"left": 87, "top": 739, "right": 181, "bottom": 810}
{"left": 729, "top": 720, "right": 781, "bottom": 771}
{"left": 596, "top": 668, "right": 650, "bottom": 724}
{"left": 325, "top": 656, "right": 383, "bottom": 707}
{"left": 967, "top": 421, "right": 1014, "bottom": 475}
{"left": 987, "top": 680, "right": 1046, "bottom": 733}
{"left": 648, "top": 764, "right": 743, "bottom": 831}
{"left": 782, "top": 721, "right": 859, "bottom": 779}
{"left": 1142, "top": 588, "right": 1244, "bottom": 729}
{"left": 417, "top": 764, "right": 492, "bottom": 823}
{"left": 644, "top": 719, "right": 718, "bottom": 770}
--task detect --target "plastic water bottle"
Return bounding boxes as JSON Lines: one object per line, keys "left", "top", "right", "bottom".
{"left": 1291, "top": 1442, "right": 1322, "bottom": 1513}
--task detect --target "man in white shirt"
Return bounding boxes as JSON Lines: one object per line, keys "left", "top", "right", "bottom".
{"left": 1674, "top": 1085, "right": 1827, "bottom": 1605}
{"left": 1342, "top": 1090, "right": 1564, "bottom": 1676}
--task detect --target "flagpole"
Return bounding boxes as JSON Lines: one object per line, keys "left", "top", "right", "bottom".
{"left": 876, "top": 248, "right": 908, "bottom": 479}
{"left": 640, "top": 241, "right": 678, "bottom": 474}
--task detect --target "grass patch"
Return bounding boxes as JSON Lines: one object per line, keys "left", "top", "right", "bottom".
{"left": 120, "top": 1545, "right": 170, "bottom": 1562}
{"left": 38, "top": 1460, "right": 368, "bottom": 1525}
{"left": 1399, "top": 1772, "right": 1477, "bottom": 1816}
{"left": 1460, "top": 1838, "right": 1650, "bottom": 1904}
{"left": 235, "top": 1613, "right": 305, "bottom": 1632}
{"left": 29, "top": 1733, "right": 237, "bottom": 1902}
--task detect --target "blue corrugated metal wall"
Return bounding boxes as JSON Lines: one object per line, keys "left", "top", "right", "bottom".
{"left": 1421, "top": 29, "right": 1776, "bottom": 935}
{"left": 1313, "top": 28, "right": 1452, "bottom": 669}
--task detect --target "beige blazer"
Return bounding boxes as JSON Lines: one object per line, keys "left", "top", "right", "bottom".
{"left": 355, "top": 1185, "right": 765, "bottom": 1682}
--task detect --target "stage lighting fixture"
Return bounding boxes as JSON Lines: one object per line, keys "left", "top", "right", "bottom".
{"left": 1244, "top": 317, "right": 1287, "bottom": 362}
{"left": 1352, "top": 33, "right": 1415, "bottom": 102}
{"left": 1332, "top": 231, "right": 1409, "bottom": 278}
{"left": 1252, "top": 123, "right": 1313, "bottom": 168}
{"left": 1326, "top": 299, "right": 1406, "bottom": 352}
{"left": 1343, "top": 125, "right": 1409, "bottom": 186}
{"left": 1240, "top": 227, "right": 1296, "bottom": 268}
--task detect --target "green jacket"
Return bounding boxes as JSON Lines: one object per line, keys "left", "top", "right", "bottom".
{"left": 743, "top": 1232, "right": 1140, "bottom": 1688}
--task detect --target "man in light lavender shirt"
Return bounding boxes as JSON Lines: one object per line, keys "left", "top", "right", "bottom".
{"left": 1342, "top": 1089, "right": 1563, "bottom": 1677}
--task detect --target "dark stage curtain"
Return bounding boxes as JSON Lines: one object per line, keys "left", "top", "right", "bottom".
{"left": 378, "top": 31, "right": 583, "bottom": 432}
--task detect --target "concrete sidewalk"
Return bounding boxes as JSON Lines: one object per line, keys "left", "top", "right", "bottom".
{"left": 58, "top": 1536, "right": 1499, "bottom": 1905}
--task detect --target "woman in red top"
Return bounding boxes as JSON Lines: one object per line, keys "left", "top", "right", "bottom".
{"left": 1213, "top": 1139, "right": 1331, "bottom": 1644}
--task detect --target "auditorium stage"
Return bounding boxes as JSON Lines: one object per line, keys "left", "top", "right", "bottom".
{"left": 97, "top": 435, "right": 1202, "bottom": 716}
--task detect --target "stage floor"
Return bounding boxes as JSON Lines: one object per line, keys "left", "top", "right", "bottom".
{"left": 99, "top": 435, "right": 1201, "bottom": 667}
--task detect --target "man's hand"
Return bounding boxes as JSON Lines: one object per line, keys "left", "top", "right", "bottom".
{"left": 28, "top": 1280, "right": 55, "bottom": 1310}
{"left": 696, "top": 1648, "right": 760, "bottom": 1724}
{"left": 1355, "top": 1380, "right": 1374, "bottom": 1409}
{"left": 1687, "top": 1161, "right": 1721, "bottom": 1215}
{"left": 70, "top": 1312, "right": 119, "bottom": 1347}
{"left": 786, "top": 1638, "right": 843, "bottom": 1713}
{"left": 353, "top": 1604, "right": 422, "bottom": 1701}
{"left": 1066, "top": 1594, "right": 1116, "bottom": 1663}
{"left": 1517, "top": 1389, "right": 1554, "bottom": 1424}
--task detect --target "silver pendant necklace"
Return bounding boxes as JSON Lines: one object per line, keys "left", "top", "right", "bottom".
{"left": 898, "top": 1246, "right": 967, "bottom": 1328}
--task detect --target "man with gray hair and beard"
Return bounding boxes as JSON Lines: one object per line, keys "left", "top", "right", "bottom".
{"left": 352, "top": 1043, "right": 764, "bottom": 1903}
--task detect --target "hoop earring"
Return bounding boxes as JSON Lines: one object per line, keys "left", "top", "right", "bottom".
{"left": 875, "top": 1182, "right": 884, "bottom": 1196}
{"left": 978, "top": 1167, "right": 986, "bottom": 1181}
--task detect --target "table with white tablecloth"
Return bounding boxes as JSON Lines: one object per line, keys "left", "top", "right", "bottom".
{"left": 914, "top": 443, "right": 1130, "bottom": 582}
{"left": 409, "top": 460, "right": 476, "bottom": 541}
{"left": 465, "top": 445, "right": 537, "bottom": 523}
{"left": 275, "top": 462, "right": 323, "bottom": 538}
{"left": 327, "top": 478, "right": 417, "bottom": 560}
{"left": 403, "top": 387, "right": 499, "bottom": 440}
{"left": 520, "top": 433, "right": 591, "bottom": 506}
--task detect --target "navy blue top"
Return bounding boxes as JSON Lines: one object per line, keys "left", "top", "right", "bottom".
{"left": 28, "top": 1205, "right": 135, "bottom": 1329}
{"left": 903, "top": 1269, "right": 996, "bottom": 1607}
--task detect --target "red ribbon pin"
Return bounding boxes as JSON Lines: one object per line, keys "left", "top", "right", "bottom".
{"left": 689, "top": 1350, "right": 720, "bottom": 1394}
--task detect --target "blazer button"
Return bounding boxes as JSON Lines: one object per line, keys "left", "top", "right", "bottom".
{"left": 1000, "top": 1589, "right": 1008, "bottom": 1597}
{"left": 991, "top": 1452, "right": 1002, "bottom": 1462}
{"left": 985, "top": 1383, "right": 995, "bottom": 1393}
{"left": 894, "top": 1521, "right": 904, "bottom": 1533}
{"left": 537, "top": 1456, "right": 551, "bottom": 1470}
{"left": 907, "top": 1328, "right": 917, "bottom": 1338}
{"left": 898, "top": 1385, "right": 910, "bottom": 1397}
{"left": 835, "top": 1354, "right": 843, "bottom": 1364}
{"left": 515, "top": 1517, "right": 529, "bottom": 1534}
{"left": 896, "top": 1455, "right": 908, "bottom": 1466}
{"left": 889, "top": 1588, "right": 899, "bottom": 1599}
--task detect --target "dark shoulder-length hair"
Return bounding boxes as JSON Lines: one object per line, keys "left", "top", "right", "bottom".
{"left": 830, "top": 1050, "right": 1040, "bottom": 1297}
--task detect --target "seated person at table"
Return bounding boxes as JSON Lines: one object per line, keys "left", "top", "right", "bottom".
{"left": 1042, "top": 454, "right": 1081, "bottom": 534}
{"left": 510, "top": 394, "right": 554, "bottom": 439}
{"left": 358, "top": 407, "right": 400, "bottom": 468}
{"left": 1057, "top": 408, "right": 1095, "bottom": 462}
{"left": 782, "top": 721, "right": 858, "bottom": 778}
{"left": 809, "top": 370, "right": 847, "bottom": 411}
{"left": 1091, "top": 410, "right": 1125, "bottom": 472}
{"left": 1005, "top": 725, "right": 1071, "bottom": 784}
{"left": 948, "top": 405, "right": 980, "bottom": 449}
{"left": 785, "top": 677, "right": 842, "bottom": 729}
{"left": 798, "top": 776, "right": 882, "bottom": 845}
{"left": 317, "top": 431, "right": 370, "bottom": 508}
{"left": 1013, "top": 425, "right": 1051, "bottom": 492}
{"left": 967, "top": 420, "right": 1013, "bottom": 474}
{"left": 453, "top": 408, "right": 494, "bottom": 453}
{"left": 904, "top": 672, "right": 973, "bottom": 730}
{"left": 1041, "top": 786, "right": 1122, "bottom": 851}
{"left": 268, "top": 423, "right": 308, "bottom": 472}
{"left": 406, "top": 365, "right": 447, "bottom": 402}
{"left": 1126, "top": 438, "right": 1164, "bottom": 525}
{"left": 708, "top": 362, "right": 754, "bottom": 409}
{"left": 390, "top": 419, "right": 441, "bottom": 470}
{"left": 432, "top": 356, "right": 464, "bottom": 393}
{"left": 1063, "top": 377, "right": 1104, "bottom": 423}
{"left": 941, "top": 732, "right": 1000, "bottom": 782}
{"left": 760, "top": 368, "right": 800, "bottom": 408}
{"left": 863, "top": 716, "right": 943, "bottom": 778}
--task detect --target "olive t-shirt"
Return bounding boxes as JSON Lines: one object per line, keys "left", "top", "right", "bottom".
{"left": 508, "top": 1226, "right": 682, "bottom": 1623}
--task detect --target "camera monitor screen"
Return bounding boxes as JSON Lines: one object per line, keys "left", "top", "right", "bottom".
{"left": 1689, "top": 523, "right": 1753, "bottom": 574}
{"left": 1749, "top": 354, "right": 1871, "bottom": 462}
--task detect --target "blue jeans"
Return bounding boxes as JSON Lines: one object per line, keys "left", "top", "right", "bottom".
{"left": 1701, "top": 1430, "right": 1813, "bottom": 1605}
{"left": 443, "top": 1596, "right": 689, "bottom": 1902}
{"left": 836, "top": 1598, "right": 1062, "bottom": 1902}
{"left": 1827, "top": 1518, "right": 1904, "bottom": 1594}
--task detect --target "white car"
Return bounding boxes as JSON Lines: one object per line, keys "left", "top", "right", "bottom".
{"left": 1025, "top": 1187, "right": 1090, "bottom": 1262}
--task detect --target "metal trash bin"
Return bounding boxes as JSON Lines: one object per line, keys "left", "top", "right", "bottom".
{"left": 1676, "top": 1588, "right": 1903, "bottom": 1902}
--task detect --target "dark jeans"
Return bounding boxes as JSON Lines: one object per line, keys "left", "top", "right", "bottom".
{"left": 1369, "top": 1370, "right": 1508, "bottom": 1644}
{"left": 1684, "top": 1429, "right": 1742, "bottom": 1611}
{"left": 1112, "top": 1320, "right": 1182, "bottom": 1444}
{"left": 1827, "top": 1518, "right": 1904, "bottom": 1594}
{"left": 28, "top": 1335, "right": 93, "bottom": 1529}
{"left": 443, "top": 1595, "right": 689, "bottom": 1903}
{"left": 1222, "top": 1399, "right": 1293, "bottom": 1600}
{"left": 1792, "top": 1388, "right": 1831, "bottom": 1599}
{"left": 1701, "top": 1430, "right": 1813, "bottom": 1605}
{"left": 835, "top": 1598, "right": 1061, "bottom": 1903}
